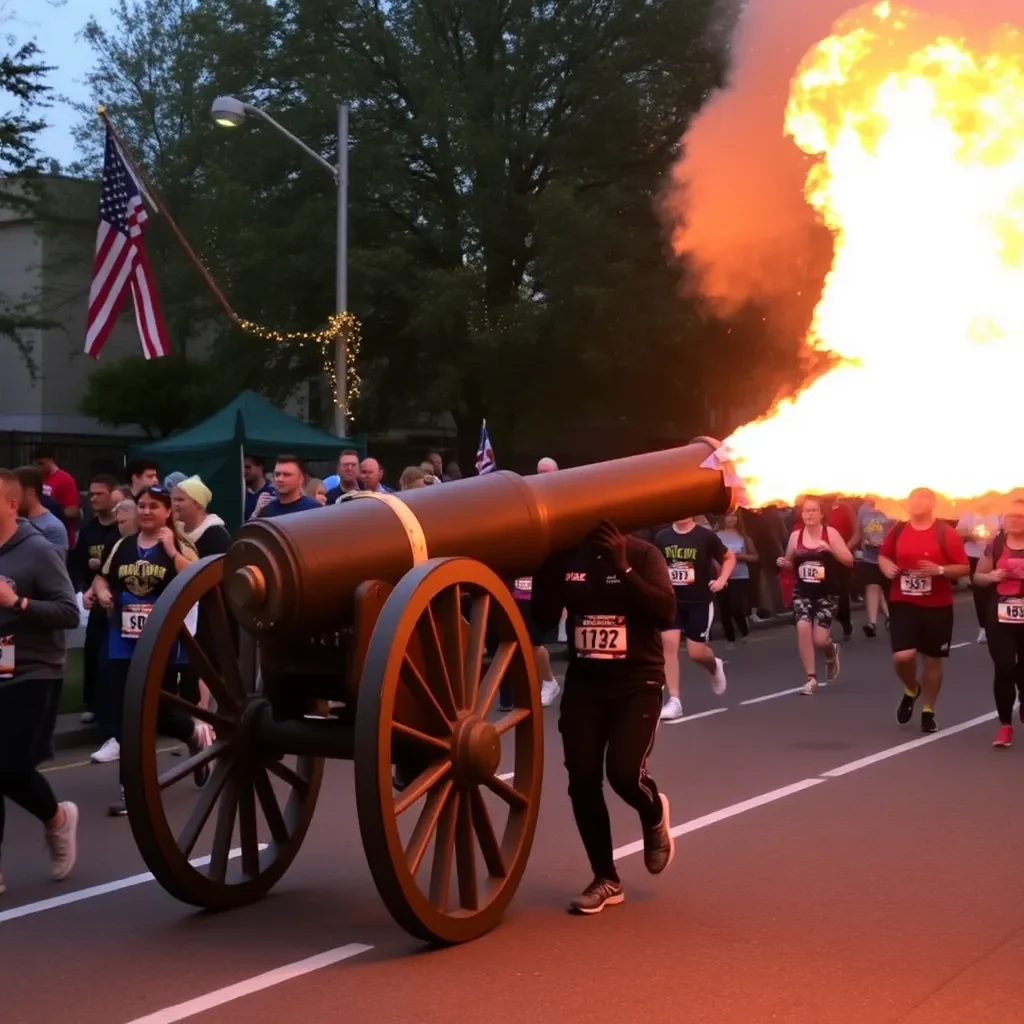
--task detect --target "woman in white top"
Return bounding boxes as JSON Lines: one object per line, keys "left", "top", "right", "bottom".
{"left": 958, "top": 509, "right": 1003, "bottom": 643}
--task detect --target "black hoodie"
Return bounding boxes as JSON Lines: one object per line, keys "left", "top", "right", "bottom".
{"left": 0, "top": 520, "right": 80, "bottom": 688}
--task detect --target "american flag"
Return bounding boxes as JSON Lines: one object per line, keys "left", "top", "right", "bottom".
{"left": 85, "top": 127, "right": 169, "bottom": 360}
{"left": 475, "top": 419, "right": 496, "bottom": 475}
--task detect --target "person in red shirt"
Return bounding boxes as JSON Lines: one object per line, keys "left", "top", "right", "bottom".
{"left": 972, "top": 499, "right": 1024, "bottom": 748}
{"left": 879, "top": 487, "right": 969, "bottom": 733}
{"left": 31, "top": 447, "right": 80, "bottom": 547}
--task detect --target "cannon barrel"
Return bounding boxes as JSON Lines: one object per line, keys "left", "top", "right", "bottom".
{"left": 225, "top": 437, "right": 735, "bottom": 634}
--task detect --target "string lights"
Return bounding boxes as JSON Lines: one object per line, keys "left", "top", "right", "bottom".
{"left": 235, "top": 311, "right": 362, "bottom": 413}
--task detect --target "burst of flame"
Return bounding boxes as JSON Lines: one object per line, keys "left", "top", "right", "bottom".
{"left": 723, "top": 3, "right": 1024, "bottom": 515}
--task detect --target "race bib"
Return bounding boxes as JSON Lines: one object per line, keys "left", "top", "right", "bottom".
{"left": 0, "top": 635, "right": 13, "bottom": 680}
{"left": 669, "top": 562, "right": 695, "bottom": 586}
{"left": 998, "top": 598, "right": 1024, "bottom": 624}
{"left": 798, "top": 561, "right": 825, "bottom": 583}
{"left": 900, "top": 574, "right": 933, "bottom": 596}
{"left": 121, "top": 602, "right": 151, "bottom": 640}
{"left": 513, "top": 577, "right": 532, "bottom": 598}
{"left": 574, "top": 614, "right": 627, "bottom": 660}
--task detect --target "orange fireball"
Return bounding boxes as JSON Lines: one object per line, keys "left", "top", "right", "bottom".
{"left": 723, "top": 1, "right": 1024, "bottom": 514}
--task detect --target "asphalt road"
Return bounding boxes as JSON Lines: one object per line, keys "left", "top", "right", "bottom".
{"left": 1, "top": 598, "right": 1017, "bottom": 1024}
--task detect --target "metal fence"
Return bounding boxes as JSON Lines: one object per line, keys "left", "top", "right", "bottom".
{"left": 0, "top": 431, "right": 146, "bottom": 489}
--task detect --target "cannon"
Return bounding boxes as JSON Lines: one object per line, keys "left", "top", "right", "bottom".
{"left": 121, "top": 438, "right": 737, "bottom": 944}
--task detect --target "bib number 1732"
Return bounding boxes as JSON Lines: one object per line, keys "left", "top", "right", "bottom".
{"left": 574, "top": 614, "right": 627, "bottom": 660}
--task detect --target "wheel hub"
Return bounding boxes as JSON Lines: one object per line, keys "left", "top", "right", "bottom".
{"left": 451, "top": 715, "right": 501, "bottom": 784}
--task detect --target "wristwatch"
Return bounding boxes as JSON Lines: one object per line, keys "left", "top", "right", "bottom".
{"left": 15, "top": 596, "right": 28, "bottom": 612}
{"left": 938, "top": 566, "right": 945, "bottom": 576}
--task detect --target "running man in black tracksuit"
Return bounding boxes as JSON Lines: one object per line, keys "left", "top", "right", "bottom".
{"left": 531, "top": 520, "right": 676, "bottom": 914}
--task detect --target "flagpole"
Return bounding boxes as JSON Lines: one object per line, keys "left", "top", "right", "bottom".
{"left": 97, "top": 106, "right": 239, "bottom": 325}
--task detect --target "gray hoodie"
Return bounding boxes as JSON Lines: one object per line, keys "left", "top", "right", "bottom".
{"left": 0, "top": 520, "right": 80, "bottom": 688}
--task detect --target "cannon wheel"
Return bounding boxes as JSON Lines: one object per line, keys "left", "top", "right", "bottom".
{"left": 355, "top": 557, "right": 543, "bottom": 945}
{"left": 122, "top": 554, "right": 323, "bottom": 910}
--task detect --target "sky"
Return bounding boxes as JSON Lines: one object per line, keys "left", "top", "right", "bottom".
{"left": 14, "top": 0, "right": 115, "bottom": 167}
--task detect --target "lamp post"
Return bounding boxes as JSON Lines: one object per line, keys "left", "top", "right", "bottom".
{"left": 211, "top": 95, "right": 350, "bottom": 438}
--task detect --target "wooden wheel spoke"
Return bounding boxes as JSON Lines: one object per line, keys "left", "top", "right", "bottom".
{"left": 416, "top": 605, "right": 458, "bottom": 720}
{"left": 494, "top": 707, "right": 530, "bottom": 736}
{"left": 455, "top": 791, "right": 479, "bottom": 911}
{"left": 404, "top": 779, "right": 453, "bottom": 877}
{"left": 392, "top": 720, "right": 451, "bottom": 755}
{"left": 429, "top": 791, "right": 459, "bottom": 911}
{"left": 208, "top": 773, "right": 239, "bottom": 884}
{"left": 463, "top": 593, "right": 489, "bottom": 713}
{"left": 157, "top": 690, "right": 232, "bottom": 731}
{"left": 470, "top": 786, "right": 506, "bottom": 878}
{"left": 475, "top": 641, "right": 517, "bottom": 717}
{"left": 177, "top": 758, "right": 232, "bottom": 857}
{"left": 265, "top": 758, "right": 309, "bottom": 796}
{"left": 237, "top": 774, "right": 260, "bottom": 879}
{"left": 206, "top": 585, "right": 247, "bottom": 700}
{"left": 434, "top": 586, "right": 468, "bottom": 711}
{"left": 394, "top": 759, "right": 452, "bottom": 816}
{"left": 481, "top": 772, "right": 529, "bottom": 810}
{"left": 177, "top": 628, "right": 238, "bottom": 712}
{"left": 401, "top": 653, "right": 453, "bottom": 735}
{"left": 253, "top": 766, "right": 289, "bottom": 845}
{"left": 158, "top": 738, "right": 228, "bottom": 790}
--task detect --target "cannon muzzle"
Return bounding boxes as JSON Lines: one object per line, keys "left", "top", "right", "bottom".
{"left": 225, "top": 437, "right": 736, "bottom": 633}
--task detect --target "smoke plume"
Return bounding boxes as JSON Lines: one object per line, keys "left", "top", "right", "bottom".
{"left": 664, "top": 0, "right": 1024, "bottom": 316}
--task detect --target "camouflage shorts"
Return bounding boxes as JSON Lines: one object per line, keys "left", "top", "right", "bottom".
{"left": 792, "top": 594, "right": 839, "bottom": 629}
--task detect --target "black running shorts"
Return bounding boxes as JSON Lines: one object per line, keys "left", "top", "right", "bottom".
{"left": 888, "top": 602, "right": 954, "bottom": 659}
{"left": 671, "top": 602, "right": 715, "bottom": 643}
{"left": 855, "top": 561, "right": 888, "bottom": 590}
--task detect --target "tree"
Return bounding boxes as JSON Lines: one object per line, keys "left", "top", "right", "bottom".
{"left": 71, "top": 0, "right": 741, "bottom": 457}
{"left": 0, "top": 12, "right": 54, "bottom": 375}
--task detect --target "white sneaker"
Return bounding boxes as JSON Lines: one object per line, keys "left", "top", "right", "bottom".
{"left": 90, "top": 738, "right": 120, "bottom": 763}
{"left": 79, "top": 711, "right": 95, "bottom": 724}
{"left": 660, "top": 696, "right": 684, "bottom": 721}
{"left": 801, "top": 678, "right": 819, "bottom": 695}
{"left": 711, "top": 657, "right": 728, "bottom": 696}
{"left": 540, "top": 679, "right": 561, "bottom": 707}
{"left": 45, "top": 801, "right": 79, "bottom": 881}
{"left": 188, "top": 722, "right": 214, "bottom": 787}
{"left": 977, "top": 628, "right": 987, "bottom": 644}
{"left": 0, "top": 871, "right": 6, "bottom": 896}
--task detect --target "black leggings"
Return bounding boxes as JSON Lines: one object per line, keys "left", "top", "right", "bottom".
{"left": 559, "top": 681, "right": 664, "bottom": 883}
{"left": 986, "top": 613, "right": 1024, "bottom": 725}
{"left": 716, "top": 578, "right": 751, "bottom": 642}
{"left": 107, "top": 659, "right": 196, "bottom": 781}
{"left": 968, "top": 557, "right": 990, "bottom": 630}
{"left": 0, "top": 679, "right": 61, "bottom": 848}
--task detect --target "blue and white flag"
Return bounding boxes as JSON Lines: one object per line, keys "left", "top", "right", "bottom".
{"left": 475, "top": 419, "right": 496, "bottom": 475}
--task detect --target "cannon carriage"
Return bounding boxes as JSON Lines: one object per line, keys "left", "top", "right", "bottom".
{"left": 121, "top": 439, "right": 737, "bottom": 944}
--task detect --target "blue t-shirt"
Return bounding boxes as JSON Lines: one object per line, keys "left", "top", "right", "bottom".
{"left": 259, "top": 495, "right": 321, "bottom": 518}
{"left": 716, "top": 529, "right": 750, "bottom": 580}
{"left": 857, "top": 506, "right": 892, "bottom": 564}
{"left": 244, "top": 481, "right": 275, "bottom": 520}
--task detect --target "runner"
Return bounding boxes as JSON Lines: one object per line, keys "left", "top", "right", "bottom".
{"left": 957, "top": 506, "right": 1003, "bottom": 644}
{"left": 0, "top": 468, "right": 80, "bottom": 894}
{"left": 972, "top": 499, "right": 1024, "bottom": 747}
{"left": 714, "top": 513, "right": 756, "bottom": 647}
{"left": 89, "top": 485, "right": 213, "bottom": 815}
{"left": 826, "top": 495, "right": 857, "bottom": 640}
{"left": 653, "top": 517, "right": 733, "bottom": 721}
{"left": 879, "top": 487, "right": 969, "bottom": 733}
{"left": 509, "top": 575, "right": 561, "bottom": 708}
{"left": 854, "top": 497, "right": 892, "bottom": 638}
{"left": 531, "top": 520, "right": 675, "bottom": 914}
{"left": 777, "top": 496, "right": 855, "bottom": 695}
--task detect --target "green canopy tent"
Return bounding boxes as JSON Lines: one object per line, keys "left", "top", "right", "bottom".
{"left": 130, "top": 391, "right": 365, "bottom": 533}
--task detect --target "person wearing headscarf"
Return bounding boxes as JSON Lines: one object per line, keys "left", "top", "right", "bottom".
{"left": 170, "top": 477, "right": 230, "bottom": 557}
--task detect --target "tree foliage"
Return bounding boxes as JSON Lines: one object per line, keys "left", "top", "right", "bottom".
{"left": 1, "top": 10, "right": 54, "bottom": 375}
{"left": 71, "top": 0, "right": 772, "bottom": 456}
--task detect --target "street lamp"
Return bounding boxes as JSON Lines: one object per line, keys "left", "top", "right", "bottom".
{"left": 211, "top": 95, "right": 350, "bottom": 438}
